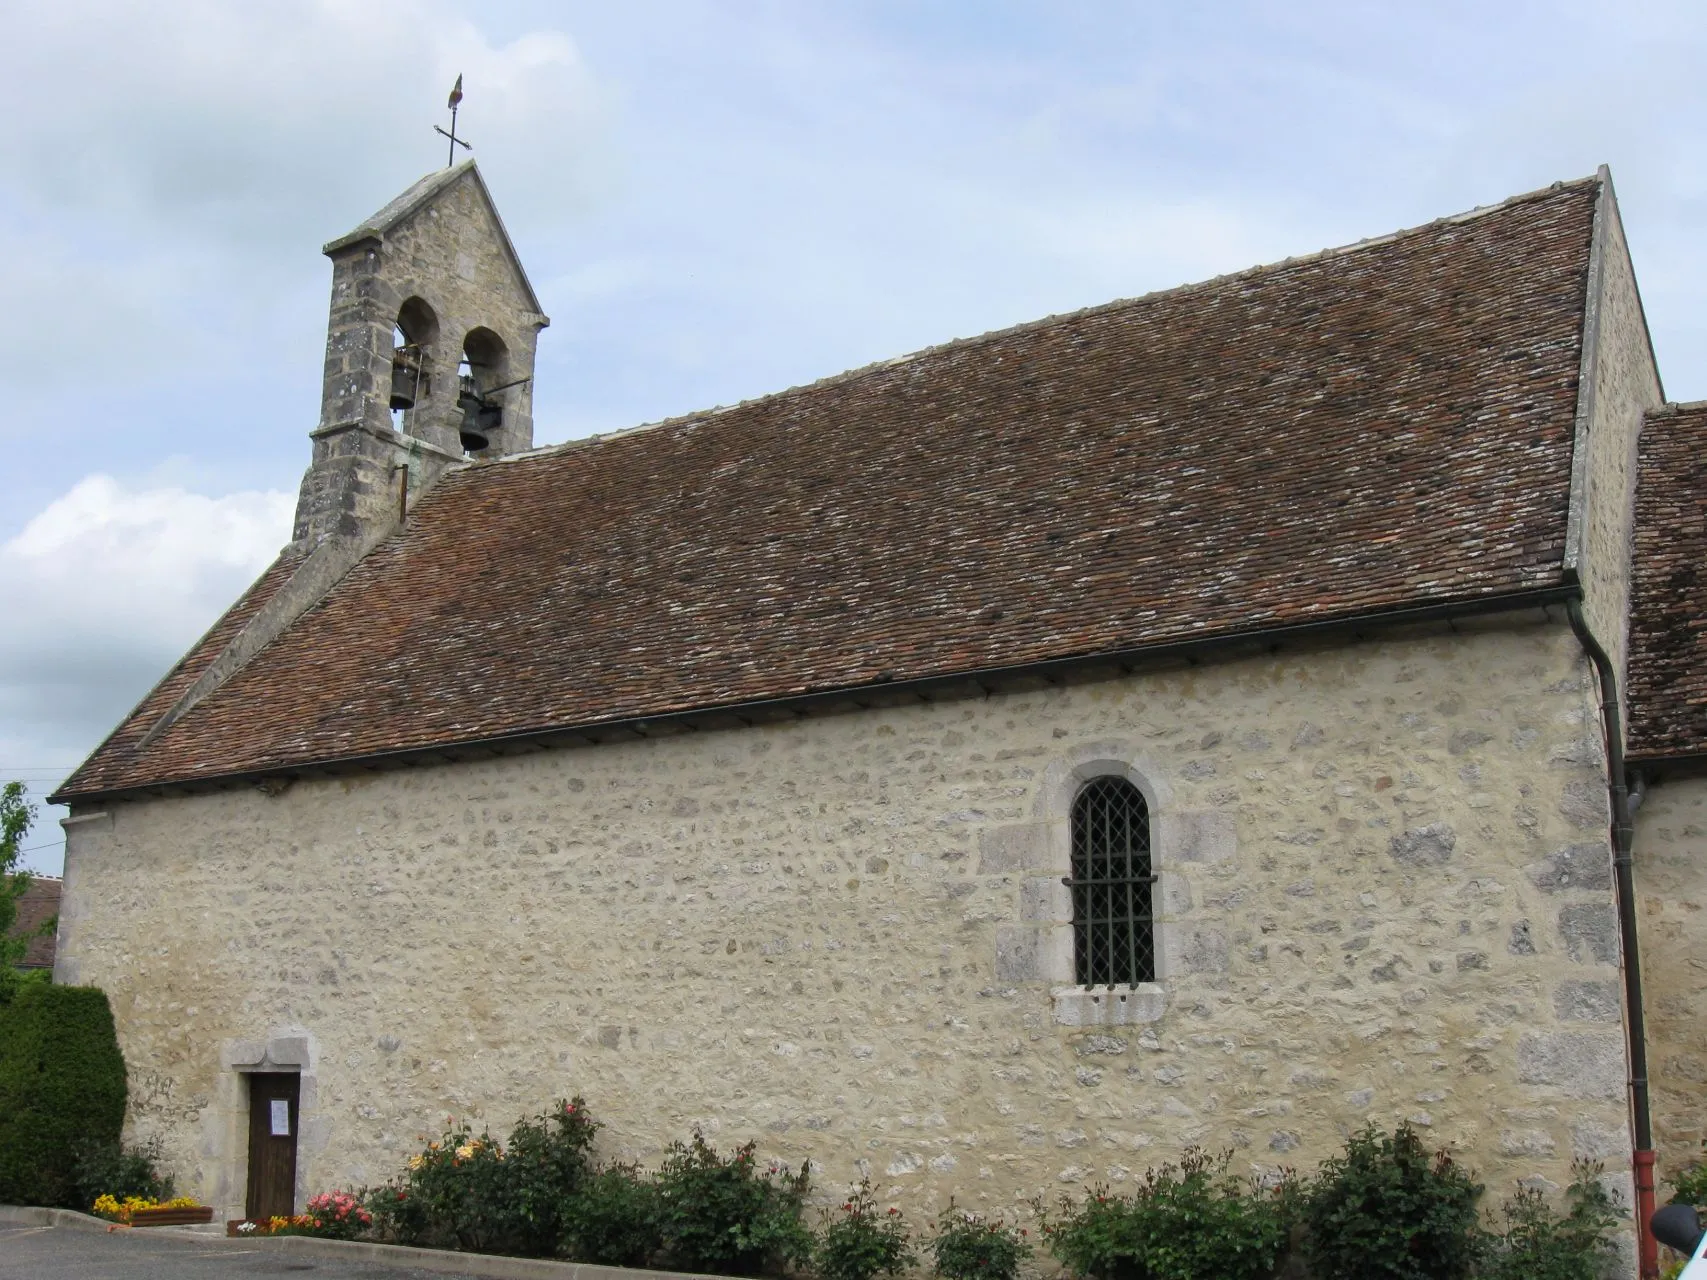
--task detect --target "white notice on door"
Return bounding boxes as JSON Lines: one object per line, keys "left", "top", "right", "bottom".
{"left": 270, "top": 1099, "right": 290, "bottom": 1137}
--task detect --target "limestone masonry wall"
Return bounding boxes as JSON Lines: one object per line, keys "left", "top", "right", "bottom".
{"left": 1634, "top": 776, "right": 1707, "bottom": 1184}
{"left": 369, "top": 173, "right": 542, "bottom": 458}
{"left": 57, "top": 618, "right": 1635, "bottom": 1235}
{"left": 1577, "top": 180, "right": 1665, "bottom": 691}
{"left": 297, "top": 168, "right": 544, "bottom": 546}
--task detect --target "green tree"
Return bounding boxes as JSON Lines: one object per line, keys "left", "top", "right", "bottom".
{"left": 1, "top": 781, "right": 39, "bottom": 998}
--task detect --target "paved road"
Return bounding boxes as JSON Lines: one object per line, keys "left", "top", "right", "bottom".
{"left": 0, "top": 1223, "right": 493, "bottom": 1280}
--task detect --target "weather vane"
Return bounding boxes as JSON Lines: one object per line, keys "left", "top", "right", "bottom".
{"left": 435, "top": 74, "right": 472, "bottom": 168}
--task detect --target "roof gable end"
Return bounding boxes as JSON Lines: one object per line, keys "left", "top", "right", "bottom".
{"left": 322, "top": 160, "right": 543, "bottom": 315}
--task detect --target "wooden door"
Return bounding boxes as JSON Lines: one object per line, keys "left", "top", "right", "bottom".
{"left": 245, "top": 1073, "right": 300, "bottom": 1221}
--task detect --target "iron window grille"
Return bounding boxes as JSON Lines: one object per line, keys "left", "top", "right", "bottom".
{"left": 1064, "top": 776, "right": 1156, "bottom": 986}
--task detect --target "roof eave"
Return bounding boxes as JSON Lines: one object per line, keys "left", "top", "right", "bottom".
{"left": 53, "top": 580, "right": 1579, "bottom": 807}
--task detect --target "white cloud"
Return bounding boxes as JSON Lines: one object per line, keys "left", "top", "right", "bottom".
{"left": 0, "top": 475, "right": 293, "bottom": 748}
{"left": 0, "top": 0, "right": 612, "bottom": 487}
{"left": 5, "top": 475, "right": 292, "bottom": 638}
{"left": 2, "top": 0, "right": 608, "bottom": 241}
{"left": 0, "top": 474, "right": 293, "bottom": 874}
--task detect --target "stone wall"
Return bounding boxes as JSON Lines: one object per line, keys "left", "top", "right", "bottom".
{"left": 57, "top": 617, "right": 1635, "bottom": 1243}
{"left": 297, "top": 167, "right": 546, "bottom": 546}
{"left": 1574, "top": 176, "right": 1666, "bottom": 691}
{"left": 363, "top": 170, "right": 545, "bottom": 459}
{"left": 1633, "top": 774, "right": 1707, "bottom": 1186}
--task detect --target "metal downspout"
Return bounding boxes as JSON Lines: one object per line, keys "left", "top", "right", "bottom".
{"left": 1566, "top": 597, "right": 1657, "bottom": 1277}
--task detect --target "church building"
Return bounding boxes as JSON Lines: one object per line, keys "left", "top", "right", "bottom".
{"left": 49, "top": 162, "right": 1707, "bottom": 1273}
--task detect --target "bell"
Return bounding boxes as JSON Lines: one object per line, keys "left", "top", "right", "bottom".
{"left": 390, "top": 346, "right": 423, "bottom": 412}
{"left": 460, "top": 407, "right": 498, "bottom": 457}
{"left": 456, "top": 374, "right": 504, "bottom": 453}
{"left": 456, "top": 376, "right": 486, "bottom": 450}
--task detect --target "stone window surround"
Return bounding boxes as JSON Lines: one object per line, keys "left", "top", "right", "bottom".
{"left": 982, "top": 740, "right": 1232, "bottom": 1027}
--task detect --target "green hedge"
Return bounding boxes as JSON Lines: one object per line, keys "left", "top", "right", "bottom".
{"left": 0, "top": 984, "right": 127, "bottom": 1207}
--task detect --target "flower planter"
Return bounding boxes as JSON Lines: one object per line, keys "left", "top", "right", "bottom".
{"left": 128, "top": 1205, "right": 214, "bottom": 1227}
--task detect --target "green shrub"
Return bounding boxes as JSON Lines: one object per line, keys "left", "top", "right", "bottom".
{"left": 562, "top": 1164, "right": 660, "bottom": 1267}
{"left": 364, "top": 1183, "right": 417, "bottom": 1244}
{"left": 1303, "top": 1123, "right": 1483, "bottom": 1280}
{"left": 931, "top": 1201, "right": 1030, "bottom": 1280}
{"left": 1668, "top": 1142, "right": 1707, "bottom": 1210}
{"left": 70, "top": 1136, "right": 174, "bottom": 1208}
{"left": 372, "top": 1121, "right": 518, "bottom": 1252}
{"left": 1475, "top": 1162, "right": 1620, "bottom": 1280}
{"left": 1041, "top": 1149, "right": 1293, "bottom": 1280}
{"left": 653, "top": 1132, "right": 812, "bottom": 1275}
{"left": 0, "top": 984, "right": 128, "bottom": 1207}
{"left": 498, "top": 1097, "right": 600, "bottom": 1255}
{"left": 366, "top": 1099, "right": 597, "bottom": 1256}
{"left": 815, "top": 1179, "right": 913, "bottom": 1280}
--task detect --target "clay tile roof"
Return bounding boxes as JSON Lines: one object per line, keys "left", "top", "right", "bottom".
{"left": 58, "top": 550, "right": 305, "bottom": 796}
{"left": 11, "top": 875, "right": 61, "bottom": 969}
{"left": 1627, "top": 402, "right": 1707, "bottom": 762}
{"left": 57, "top": 178, "right": 1600, "bottom": 801}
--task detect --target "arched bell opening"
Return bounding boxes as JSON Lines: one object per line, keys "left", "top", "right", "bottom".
{"left": 389, "top": 297, "right": 440, "bottom": 429}
{"left": 457, "top": 326, "right": 512, "bottom": 454}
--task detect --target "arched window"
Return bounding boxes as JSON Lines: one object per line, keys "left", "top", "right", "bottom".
{"left": 389, "top": 297, "right": 439, "bottom": 427}
{"left": 1067, "top": 776, "right": 1156, "bottom": 986}
{"left": 457, "top": 326, "right": 511, "bottom": 452}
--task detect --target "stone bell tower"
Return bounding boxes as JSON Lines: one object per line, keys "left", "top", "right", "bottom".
{"left": 292, "top": 161, "right": 550, "bottom": 548}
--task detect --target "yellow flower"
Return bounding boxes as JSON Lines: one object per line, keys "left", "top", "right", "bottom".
{"left": 93, "top": 1193, "right": 195, "bottom": 1222}
{"left": 455, "top": 1144, "right": 475, "bottom": 1160}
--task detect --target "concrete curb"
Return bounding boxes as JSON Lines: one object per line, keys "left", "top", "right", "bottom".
{"left": 265, "top": 1234, "right": 734, "bottom": 1280}
{"left": 0, "top": 1204, "right": 226, "bottom": 1238}
{"left": 0, "top": 1205, "right": 746, "bottom": 1280}
{"left": 0, "top": 1205, "right": 118, "bottom": 1233}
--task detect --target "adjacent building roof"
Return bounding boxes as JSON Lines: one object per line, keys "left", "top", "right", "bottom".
{"left": 1627, "top": 402, "right": 1707, "bottom": 763}
{"left": 11, "top": 875, "right": 61, "bottom": 969}
{"left": 58, "top": 178, "right": 1602, "bottom": 801}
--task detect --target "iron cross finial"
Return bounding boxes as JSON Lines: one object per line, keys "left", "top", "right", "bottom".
{"left": 435, "top": 74, "right": 472, "bottom": 168}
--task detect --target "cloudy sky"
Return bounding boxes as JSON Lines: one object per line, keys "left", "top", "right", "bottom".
{"left": 4, "top": 0, "right": 1705, "bottom": 876}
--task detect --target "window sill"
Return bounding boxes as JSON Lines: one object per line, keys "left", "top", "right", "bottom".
{"left": 1051, "top": 983, "right": 1166, "bottom": 1027}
